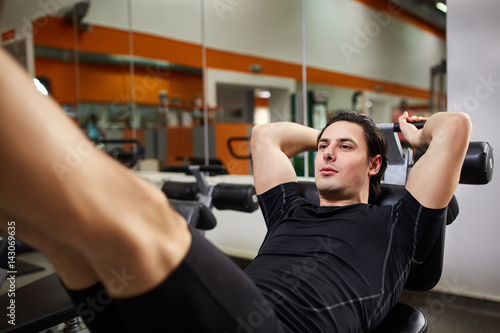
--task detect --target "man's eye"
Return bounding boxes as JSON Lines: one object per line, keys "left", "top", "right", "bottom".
{"left": 340, "top": 144, "right": 351, "bottom": 149}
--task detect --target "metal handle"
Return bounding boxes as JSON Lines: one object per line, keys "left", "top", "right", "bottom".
{"left": 393, "top": 121, "right": 426, "bottom": 132}
{"left": 377, "top": 121, "right": 426, "bottom": 132}
{"left": 227, "top": 137, "right": 251, "bottom": 160}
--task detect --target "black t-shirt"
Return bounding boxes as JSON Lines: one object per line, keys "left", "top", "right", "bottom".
{"left": 244, "top": 182, "right": 445, "bottom": 333}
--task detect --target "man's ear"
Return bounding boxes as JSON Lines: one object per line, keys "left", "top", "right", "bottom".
{"left": 369, "top": 154, "right": 382, "bottom": 176}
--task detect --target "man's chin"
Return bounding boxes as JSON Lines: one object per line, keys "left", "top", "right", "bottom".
{"left": 315, "top": 179, "right": 341, "bottom": 194}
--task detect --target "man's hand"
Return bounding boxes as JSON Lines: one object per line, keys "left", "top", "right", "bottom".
{"left": 398, "top": 111, "right": 429, "bottom": 150}
{"left": 404, "top": 111, "right": 472, "bottom": 209}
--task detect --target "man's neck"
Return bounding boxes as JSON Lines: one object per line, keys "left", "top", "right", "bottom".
{"left": 319, "top": 196, "right": 368, "bottom": 207}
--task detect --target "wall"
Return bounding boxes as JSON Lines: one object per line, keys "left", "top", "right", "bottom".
{"left": 1, "top": 0, "right": 445, "bottom": 106}
{"left": 0, "top": 0, "right": 83, "bottom": 75}
{"left": 202, "top": 0, "right": 445, "bottom": 90}
{"left": 305, "top": 0, "right": 445, "bottom": 90}
{"left": 0, "top": 0, "right": 82, "bottom": 37}
{"left": 435, "top": 0, "right": 500, "bottom": 302}
{"left": 39, "top": 0, "right": 445, "bottom": 94}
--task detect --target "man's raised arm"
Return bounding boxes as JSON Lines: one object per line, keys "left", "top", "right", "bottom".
{"left": 401, "top": 111, "right": 473, "bottom": 209}
{"left": 251, "top": 122, "right": 319, "bottom": 195}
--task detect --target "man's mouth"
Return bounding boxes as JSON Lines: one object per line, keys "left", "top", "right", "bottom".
{"left": 320, "top": 166, "right": 338, "bottom": 175}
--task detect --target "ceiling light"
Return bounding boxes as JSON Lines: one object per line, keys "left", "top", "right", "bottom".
{"left": 436, "top": 2, "right": 447, "bottom": 13}
{"left": 255, "top": 90, "right": 271, "bottom": 98}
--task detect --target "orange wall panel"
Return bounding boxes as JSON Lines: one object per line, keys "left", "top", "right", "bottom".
{"left": 35, "top": 58, "right": 203, "bottom": 106}
{"left": 33, "top": 16, "right": 75, "bottom": 50}
{"left": 78, "top": 63, "right": 131, "bottom": 103}
{"left": 132, "top": 31, "right": 203, "bottom": 69}
{"left": 34, "top": 16, "right": 430, "bottom": 105}
{"left": 35, "top": 58, "right": 76, "bottom": 104}
{"left": 34, "top": 16, "right": 130, "bottom": 55}
{"left": 306, "top": 67, "right": 429, "bottom": 100}
{"left": 166, "top": 72, "right": 203, "bottom": 103}
{"left": 215, "top": 123, "right": 251, "bottom": 175}
{"left": 122, "top": 128, "right": 146, "bottom": 154}
{"left": 166, "top": 127, "right": 193, "bottom": 166}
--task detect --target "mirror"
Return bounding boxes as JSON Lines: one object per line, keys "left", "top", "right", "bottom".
{"left": 123, "top": 1, "right": 204, "bottom": 171}
{"left": 303, "top": 0, "right": 444, "bottom": 123}
{"left": 201, "top": 0, "right": 303, "bottom": 175}
{"left": 3, "top": 0, "right": 445, "bottom": 176}
{"left": 30, "top": 0, "right": 136, "bottom": 160}
{"left": 30, "top": 1, "right": 205, "bottom": 172}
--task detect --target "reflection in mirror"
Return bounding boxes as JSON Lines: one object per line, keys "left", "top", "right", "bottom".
{"left": 31, "top": 0, "right": 135, "bottom": 158}
{"left": 302, "top": 1, "right": 446, "bottom": 126}
{"left": 205, "top": 0, "right": 303, "bottom": 175}
{"left": 31, "top": 0, "right": 205, "bottom": 172}
{"left": 294, "top": 0, "right": 445, "bottom": 176}
{"left": 127, "top": 0, "right": 204, "bottom": 171}
{"left": 19, "top": 0, "right": 445, "bottom": 176}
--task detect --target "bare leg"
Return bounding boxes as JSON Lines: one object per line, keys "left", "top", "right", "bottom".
{"left": 1, "top": 209, "right": 100, "bottom": 290}
{"left": 0, "top": 48, "right": 191, "bottom": 297}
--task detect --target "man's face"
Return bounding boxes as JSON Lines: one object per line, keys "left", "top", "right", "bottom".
{"left": 314, "top": 121, "right": 377, "bottom": 204}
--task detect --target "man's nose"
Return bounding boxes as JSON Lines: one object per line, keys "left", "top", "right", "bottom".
{"left": 323, "top": 149, "right": 335, "bottom": 161}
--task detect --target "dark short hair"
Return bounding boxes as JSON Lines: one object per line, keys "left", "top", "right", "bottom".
{"left": 317, "top": 111, "right": 388, "bottom": 199}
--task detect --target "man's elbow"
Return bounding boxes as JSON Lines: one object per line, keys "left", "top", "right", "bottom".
{"left": 441, "top": 112, "right": 473, "bottom": 151}
{"left": 452, "top": 112, "right": 473, "bottom": 141}
{"left": 251, "top": 124, "right": 271, "bottom": 154}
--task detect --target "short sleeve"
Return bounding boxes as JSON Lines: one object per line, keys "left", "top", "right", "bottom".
{"left": 257, "top": 182, "right": 304, "bottom": 230}
{"left": 395, "top": 190, "right": 447, "bottom": 262}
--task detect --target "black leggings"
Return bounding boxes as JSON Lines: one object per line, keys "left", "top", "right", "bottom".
{"left": 64, "top": 228, "right": 287, "bottom": 333}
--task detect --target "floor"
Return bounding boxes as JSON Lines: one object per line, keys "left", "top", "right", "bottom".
{"left": 399, "top": 289, "right": 500, "bottom": 333}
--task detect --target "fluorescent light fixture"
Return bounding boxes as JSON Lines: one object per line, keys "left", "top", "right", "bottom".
{"left": 33, "top": 78, "right": 49, "bottom": 95}
{"left": 255, "top": 90, "right": 271, "bottom": 98}
{"left": 436, "top": 2, "right": 447, "bottom": 13}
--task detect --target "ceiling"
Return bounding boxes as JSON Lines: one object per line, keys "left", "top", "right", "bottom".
{"left": 386, "top": 0, "right": 446, "bottom": 31}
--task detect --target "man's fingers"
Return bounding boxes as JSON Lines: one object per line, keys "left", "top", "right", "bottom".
{"left": 398, "top": 111, "right": 409, "bottom": 124}
{"left": 408, "top": 115, "right": 422, "bottom": 121}
{"left": 406, "top": 115, "right": 428, "bottom": 125}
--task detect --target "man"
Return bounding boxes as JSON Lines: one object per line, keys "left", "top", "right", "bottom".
{"left": 85, "top": 114, "right": 101, "bottom": 140}
{"left": 0, "top": 46, "right": 472, "bottom": 333}
{"left": 247, "top": 110, "right": 471, "bottom": 331}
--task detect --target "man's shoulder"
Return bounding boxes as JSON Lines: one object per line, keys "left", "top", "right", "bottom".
{"left": 258, "top": 181, "right": 309, "bottom": 213}
{"left": 258, "top": 181, "right": 299, "bottom": 199}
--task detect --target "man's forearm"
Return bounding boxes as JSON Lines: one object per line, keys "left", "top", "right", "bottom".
{"left": 402, "top": 112, "right": 472, "bottom": 152}
{"left": 251, "top": 122, "right": 319, "bottom": 158}
{"left": 404, "top": 111, "right": 473, "bottom": 208}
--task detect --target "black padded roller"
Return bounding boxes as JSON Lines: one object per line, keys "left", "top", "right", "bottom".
{"left": 460, "top": 141, "right": 494, "bottom": 184}
{"left": 212, "top": 184, "right": 259, "bottom": 213}
{"left": 169, "top": 199, "right": 217, "bottom": 230}
{"left": 161, "top": 181, "right": 199, "bottom": 201}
